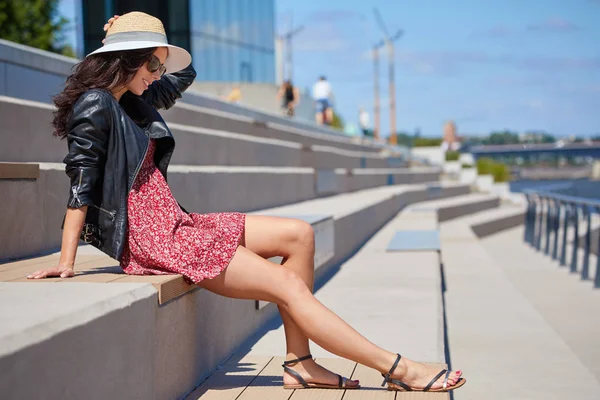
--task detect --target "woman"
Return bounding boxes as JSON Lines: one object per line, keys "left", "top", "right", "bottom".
{"left": 27, "top": 12, "right": 464, "bottom": 392}
{"left": 277, "top": 80, "right": 299, "bottom": 116}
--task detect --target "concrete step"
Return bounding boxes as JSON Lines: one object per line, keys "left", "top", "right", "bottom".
{"left": 407, "top": 193, "right": 501, "bottom": 222}
{"left": 440, "top": 220, "right": 600, "bottom": 399}
{"left": 0, "top": 183, "right": 468, "bottom": 400}
{"left": 0, "top": 163, "right": 440, "bottom": 261}
{"left": 0, "top": 95, "right": 388, "bottom": 168}
{"left": 162, "top": 101, "right": 383, "bottom": 154}
{"left": 441, "top": 203, "right": 526, "bottom": 238}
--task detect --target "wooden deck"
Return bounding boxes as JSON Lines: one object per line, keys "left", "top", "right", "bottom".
{"left": 186, "top": 356, "right": 450, "bottom": 399}
{"left": 0, "top": 253, "right": 195, "bottom": 304}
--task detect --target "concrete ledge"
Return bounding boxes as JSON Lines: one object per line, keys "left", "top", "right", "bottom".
{"left": 0, "top": 162, "right": 39, "bottom": 179}
{"left": 409, "top": 193, "right": 501, "bottom": 222}
{"left": 0, "top": 282, "right": 157, "bottom": 400}
{"left": 162, "top": 101, "right": 382, "bottom": 154}
{"left": 469, "top": 208, "right": 526, "bottom": 238}
{"left": 1, "top": 164, "right": 441, "bottom": 261}
{"left": 1, "top": 96, "right": 395, "bottom": 169}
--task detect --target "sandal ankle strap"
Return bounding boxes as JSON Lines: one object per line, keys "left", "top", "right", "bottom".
{"left": 282, "top": 354, "right": 313, "bottom": 366}
{"left": 381, "top": 353, "right": 402, "bottom": 387}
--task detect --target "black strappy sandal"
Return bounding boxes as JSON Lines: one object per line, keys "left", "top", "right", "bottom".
{"left": 381, "top": 353, "right": 466, "bottom": 392}
{"left": 282, "top": 354, "right": 360, "bottom": 390}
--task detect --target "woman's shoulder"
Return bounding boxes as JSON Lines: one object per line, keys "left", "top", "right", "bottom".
{"left": 74, "top": 88, "right": 115, "bottom": 107}
{"left": 68, "top": 89, "right": 117, "bottom": 128}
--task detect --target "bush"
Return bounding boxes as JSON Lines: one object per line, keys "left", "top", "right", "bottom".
{"left": 413, "top": 137, "right": 443, "bottom": 147}
{"left": 461, "top": 163, "right": 473, "bottom": 168}
{"left": 476, "top": 157, "right": 510, "bottom": 182}
{"left": 445, "top": 151, "right": 460, "bottom": 161}
{"left": 476, "top": 157, "right": 495, "bottom": 175}
{"left": 491, "top": 163, "right": 511, "bottom": 182}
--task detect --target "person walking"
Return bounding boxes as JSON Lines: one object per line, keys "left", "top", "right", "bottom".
{"left": 277, "top": 80, "right": 299, "bottom": 116}
{"left": 312, "top": 76, "right": 334, "bottom": 125}
{"left": 27, "top": 12, "right": 464, "bottom": 393}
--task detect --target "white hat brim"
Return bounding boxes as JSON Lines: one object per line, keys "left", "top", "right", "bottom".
{"left": 87, "top": 41, "right": 192, "bottom": 74}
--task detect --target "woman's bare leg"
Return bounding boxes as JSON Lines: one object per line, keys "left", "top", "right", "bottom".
{"left": 198, "top": 244, "right": 462, "bottom": 390}
{"left": 241, "top": 215, "right": 358, "bottom": 387}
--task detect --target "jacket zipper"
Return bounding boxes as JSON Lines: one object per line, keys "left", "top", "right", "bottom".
{"left": 73, "top": 168, "right": 116, "bottom": 221}
{"left": 71, "top": 169, "right": 84, "bottom": 205}
{"left": 129, "top": 137, "right": 150, "bottom": 192}
{"left": 91, "top": 205, "right": 116, "bottom": 221}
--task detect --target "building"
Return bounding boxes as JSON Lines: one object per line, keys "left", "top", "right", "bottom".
{"left": 80, "top": 0, "right": 276, "bottom": 83}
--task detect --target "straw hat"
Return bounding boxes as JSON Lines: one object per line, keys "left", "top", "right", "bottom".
{"left": 87, "top": 11, "right": 192, "bottom": 74}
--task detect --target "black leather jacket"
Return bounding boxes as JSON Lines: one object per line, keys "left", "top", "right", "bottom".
{"left": 63, "top": 65, "right": 197, "bottom": 260}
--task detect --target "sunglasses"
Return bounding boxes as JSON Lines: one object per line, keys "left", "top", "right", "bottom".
{"left": 147, "top": 55, "right": 167, "bottom": 77}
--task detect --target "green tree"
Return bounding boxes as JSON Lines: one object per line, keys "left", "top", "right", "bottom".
{"left": 0, "top": 0, "right": 73, "bottom": 56}
{"left": 484, "top": 130, "right": 520, "bottom": 145}
{"left": 331, "top": 111, "right": 344, "bottom": 131}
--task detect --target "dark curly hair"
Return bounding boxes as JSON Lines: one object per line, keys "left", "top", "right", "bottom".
{"left": 52, "top": 47, "right": 157, "bottom": 139}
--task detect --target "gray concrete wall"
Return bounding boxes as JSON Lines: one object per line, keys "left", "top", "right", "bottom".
{"left": 1, "top": 164, "right": 441, "bottom": 261}
{"left": 0, "top": 283, "right": 157, "bottom": 400}
{"left": 438, "top": 197, "right": 501, "bottom": 222}
{"left": 0, "top": 97, "right": 389, "bottom": 169}
{"left": 189, "top": 81, "right": 315, "bottom": 124}
{"left": 470, "top": 211, "right": 525, "bottom": 238}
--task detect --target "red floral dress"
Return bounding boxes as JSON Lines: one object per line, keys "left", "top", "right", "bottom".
{"left": 120, "top": 140, "right": 245, "bottom": 284}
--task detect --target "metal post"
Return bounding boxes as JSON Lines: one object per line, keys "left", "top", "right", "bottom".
{"left": 545, "top": 197, "right": 553, "bottom": 255}
{"left": 581, "top": 206, "right": 592, "bottom": 280}
{"left": 552, "top": 200, "right": 560, "bottom": 260}
{"left": 535, "top": 197, "right": 544, "bottom": 250}
{"left": 570, "top": 206, "right": 579, "bottom": 273}
{"left": 594, "top": 207, "right": 600, "bottom": 288}
{"left": 560, "top": 203, "right": 569, "bottom": 266}
{"left": 524, "top": 195, "right": 533, "bottom": 244}
{"left": 373, "top": 45, "right": 380, "bottom": 140}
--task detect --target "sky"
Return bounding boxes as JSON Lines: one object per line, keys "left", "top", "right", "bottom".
{"left": 276, "top": 0, "right": 600, "bottom": 138}
{"left": 57, "top": 0, "right": 600, "bottom": 138}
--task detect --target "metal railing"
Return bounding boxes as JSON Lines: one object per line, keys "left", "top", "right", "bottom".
{"left": 523, "top": 182, "right": 600, "bottom": 288}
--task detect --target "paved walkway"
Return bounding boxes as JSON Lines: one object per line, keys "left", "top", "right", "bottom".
{"left": 442, "top": 220, "right": 600, "bottom": 400}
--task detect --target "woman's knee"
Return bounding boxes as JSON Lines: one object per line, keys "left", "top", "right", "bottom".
{"left": 277, "top": 267, "right": 311, "bottom": 303}
{"left": 289, "top": 219, "right": 315, "bottom": 250}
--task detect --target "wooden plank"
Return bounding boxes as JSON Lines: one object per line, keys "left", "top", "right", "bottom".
{"left": 290, "top": 357, "right": 356, "bottom": 400}
{"left": 342, "top": 362, "right": 395, "bottom": 400}
{"left": 344, "top": 362, "right": 449, "bottom": 400}
{"left": 237, "top": 356, "right": 292, "bottom": 400}
{"left": 185, "top": 355, "right": 272, "bottom": 400}
{"left": 156, "top": 275, "right": 196, "bottom": 304}
{"left": 0, "top": 162, "right": 39, "bottom": 179}
{"left": 4, "top": 257, "right": 116, "bottom": 282}
{"left": 0, "top": 254, "right": 106, "bottom": 272}
{"left": 113, "top": 274, "right": 196, "bottom": 304}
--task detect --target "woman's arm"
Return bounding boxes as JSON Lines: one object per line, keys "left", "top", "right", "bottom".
{"left": 140, "top": 64, "right": 197, "bottom": 110}
{"left": 28, "top": 207, "right": 87, "bottom": 279}
{"left": 29, "top": 91, "right": 111, "bottom": 279}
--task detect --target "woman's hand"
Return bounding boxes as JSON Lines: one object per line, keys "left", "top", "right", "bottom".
{"left": 102, "top": 15, "right": 120, "bottom": 43}
{"left": 27, "top": 264, "right": 75, "bottom": 279}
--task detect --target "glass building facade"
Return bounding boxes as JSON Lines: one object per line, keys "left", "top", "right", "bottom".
{"left": 81, "top": 0, "right": 275, "bottom": 83}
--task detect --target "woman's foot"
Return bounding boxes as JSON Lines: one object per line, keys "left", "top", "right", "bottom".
{"left": 283, "top": 356, "right": 360, "bottom": 388}
{"left": 385, "top": 355, "right": 463, "bottom": 391}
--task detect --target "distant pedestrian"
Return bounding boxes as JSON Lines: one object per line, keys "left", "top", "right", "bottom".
{"left": 358, "top": 107, "right": 371, "bottom": 137}
{"left": 277, "top": 80, "right": 299, "bottom": 116}
{"left": 312, "top": 76, "right": 333, "bottom": 125}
